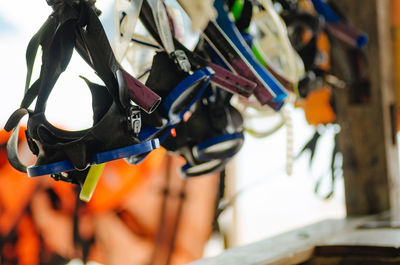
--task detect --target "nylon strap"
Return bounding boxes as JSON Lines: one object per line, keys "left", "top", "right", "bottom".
{"left": 4, "top": 0, "right": 160, "bottom": 174}
{"left": 5, "top": 110, "right": 29, "bottom": 172}
{"left": 147, "top": 0, "right": 175, "bottom": 55}
{"left": 139, "top": 1, "right": 256, "bottom": 96}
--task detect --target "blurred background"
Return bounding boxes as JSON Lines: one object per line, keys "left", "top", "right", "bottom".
{"left": 0, "top": 1, "right": 346, "bottom": 264}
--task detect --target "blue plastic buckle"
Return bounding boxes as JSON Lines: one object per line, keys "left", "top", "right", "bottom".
{"left": 180, "top": 132, "right": 244, "bottom": 178}
{"left": 138, "top": 67, "right": 214, "bottom": 142}
{"left": 27, "top": 139, "right": 160, "bottom": 177}
{"left": 180, "top": 159, "right": 227, "bottom": 178}
{"left": 193, "top": 132, "right": 244, "bottom": 161}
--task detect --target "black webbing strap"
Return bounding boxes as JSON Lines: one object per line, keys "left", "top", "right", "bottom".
{"left": 4, "top": 109, "right": 30, "bottom": 172}
{"left": 35, "top": 21, "right": 76, "bottom": 113}
{"left": 281, "top": 11, "right": 321, "bottom": 71}
{"left": 74, "top": 1, "right": 161, "bottom": 113}
{"left": 4, "top": 0, "right": 159, "bottom": 174}
{"left": 139, "top": 0, "right": 204, "bottom": 70}
{"left": 75, "top": 2, "right": 122, "bottom": 106}
{"left": 5, "top": 1, "right": 85, "bottom": 172}
{"left": 139, "top": 1, "right": 257, "bottom": 97}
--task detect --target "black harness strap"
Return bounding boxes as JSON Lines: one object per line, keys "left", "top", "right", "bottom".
{"left": 4, "top": 0, "right": 161, "bottom": 181}
{"left": 138, "top": 0, "right": 256, "bottom": 97}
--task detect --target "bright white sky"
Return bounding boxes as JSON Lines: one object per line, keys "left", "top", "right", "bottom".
{"left": 0, "top": 0, "right": 345, "bottom": 253}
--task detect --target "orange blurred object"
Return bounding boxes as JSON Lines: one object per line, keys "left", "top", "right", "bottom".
{"left": 91, "top": 154, "right": 219, "bottom": 265}
{"left": 16, "top": 215, "right": 41, "bottom": 265}
{"left": 87, "top": 148, "right": 166, "bottom": 214}
{"left": 0, "top": 127, "right": 40, "bottom": 237}
{"left": 0, "top": 127, "right": 220, "bottom": 265}
{"left": 316, "top": 32, "right": 331, "bottom": 71}
{"left": 392, "top": 0, "right": 400, "bottom": 27}
{"left": 297, "top": 87, "right": 336, "bottom": 125}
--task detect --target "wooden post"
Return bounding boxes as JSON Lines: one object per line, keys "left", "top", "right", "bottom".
{"left": 391, "top": 0, "right": 400, "bottom": 221}
{"left": 332, "top": 0, "right": 400, "bottom": 218}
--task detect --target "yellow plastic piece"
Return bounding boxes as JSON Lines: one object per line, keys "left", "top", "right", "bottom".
{"left": 79, "top": 163, "right": 106, "bottom": 202}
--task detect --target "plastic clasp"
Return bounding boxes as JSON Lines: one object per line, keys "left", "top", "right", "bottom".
{"left": 171, "top": 50, "right": 191, "bottom": 72}
{"left": 127, "top": 106, "right": 142, "bottom": 134}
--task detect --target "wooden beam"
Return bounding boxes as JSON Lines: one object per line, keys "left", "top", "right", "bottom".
{"left": 332, "top": 0, "right": 400, "bottom": 217}
{"left": 189, "top": 217, "right": 376, "bottom": 265}
{"left": 304, "top": 219, "right": 400, "bottom": 264}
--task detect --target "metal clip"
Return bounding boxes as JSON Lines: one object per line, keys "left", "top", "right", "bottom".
{"left": 51, "top": 172, "right": 73, "bottom": 183}
{"left": 325, "top": 74, "right": 346, "bottom": 89}
{"left": 127, "top": 106, "right": 142, "bottom": 134}
{"left": 171, "top": 50, "right": 191, "bottom": 72}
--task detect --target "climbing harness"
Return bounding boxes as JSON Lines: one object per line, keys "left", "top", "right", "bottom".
{"left": 163, "top": 89, "right": 244, "bottom": 177}
{"left": 4, "top": 0, "right": 161, "bottom": 198}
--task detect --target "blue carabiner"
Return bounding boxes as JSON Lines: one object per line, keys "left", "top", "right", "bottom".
{"left": 180, "top": 159, "right": 227, "bottom": 178}
{"left": 193, "top": 132, "right": 244, "bottom": 161}
{"left": 139, "top": 68, "right": 214, "bottom": 142}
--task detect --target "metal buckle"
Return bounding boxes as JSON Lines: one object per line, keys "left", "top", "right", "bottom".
{"left": 171, "top": 50, "right": 191, "bottom": 72}
{"left": 127, "top": 106, "right": 142, "bottom": 134}
{"left": 51, "top": 172, "right": 73, "bottom": 183}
